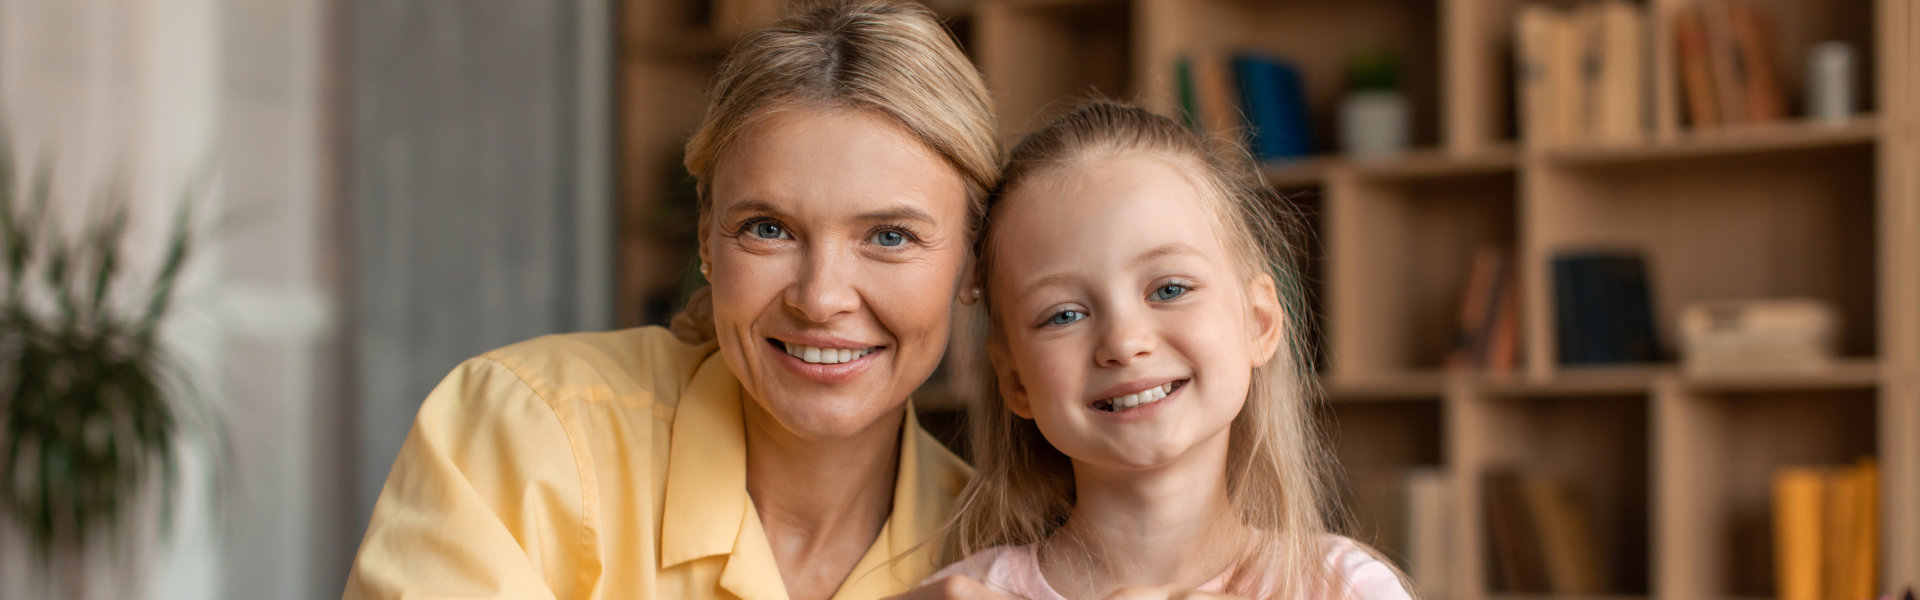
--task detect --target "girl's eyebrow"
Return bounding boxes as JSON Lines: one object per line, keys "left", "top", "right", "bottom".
{"left": 1132, "top": 242, "right": 1205, "bottom": 266}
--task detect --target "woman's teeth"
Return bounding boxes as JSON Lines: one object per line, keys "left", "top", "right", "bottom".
{"left": 783, "top": 342, "right": 873, "bottom": 365}
{"left": 1095, "top": 381, "right": 1180, "bottom": 412}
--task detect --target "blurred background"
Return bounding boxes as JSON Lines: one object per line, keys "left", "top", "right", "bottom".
{"left": 0, "top": 0, "right": 1914, "bottom": 599}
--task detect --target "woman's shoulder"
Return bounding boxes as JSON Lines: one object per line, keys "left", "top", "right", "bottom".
{"left": 472, "top": 325, "right": 719, "bottom": 408}
{"left": 1321, "top": 535, "right": 1415, "bottom": 600}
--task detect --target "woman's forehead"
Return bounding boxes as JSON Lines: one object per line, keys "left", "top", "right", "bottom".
{"left": 709, "top": 107, "right": 969, "bottom": 222}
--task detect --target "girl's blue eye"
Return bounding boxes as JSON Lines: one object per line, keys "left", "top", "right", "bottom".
{"left": 873, "top": 230, "right": 906, "bottom": 247}
{"left": 1152, "top": 284, "right": 1189, "bottom": 301}
{"left": 1048, "top": 310, "right": 1086, "bottom": 326}
{"left": 752, "top": 222, "right": 789, "bottom": 239}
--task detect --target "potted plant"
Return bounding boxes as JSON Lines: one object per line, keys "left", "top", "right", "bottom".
{"left": 0, "top": 139, "right": 221, "bottom": 597}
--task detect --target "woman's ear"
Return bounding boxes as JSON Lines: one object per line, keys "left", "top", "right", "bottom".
{"left": 1247, "top": 272, "right": 1286, "bottom": 365}
{"left": 988, "top": 343, "right": 1034, "bottom": 419}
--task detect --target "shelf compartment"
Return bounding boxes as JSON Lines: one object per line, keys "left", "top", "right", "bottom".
{"left": 1317, "top": 398, "right": 1447, "bottom": 579}
{"left": 1654, "top": 380, "right": 1879, "bottom": 600}
{"left": 1525, "top": 144, "right": 1878, "bottom": 373}
{"left": 1144, "top": 0, "right": 1441, "bottom": 154}
{"left": 1326, "top": 168, "right": 1519, "bottom": 378}
{"left": 1453, "top": 390, "right": 1651, "bottom": 598}
{"left": 975, "top": 0, "right": 1133, "bottom": 136}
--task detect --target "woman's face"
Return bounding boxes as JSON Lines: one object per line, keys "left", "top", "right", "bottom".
{"left": 703, "top": 107, "right": 972, "bottom": 441}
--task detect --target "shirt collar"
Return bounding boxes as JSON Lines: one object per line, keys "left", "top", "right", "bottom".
{"left": 660, "top": 351, "right": 750, "bottom": 568}
{"left": 658, "top": 351, "right": 958, "bottom": 597}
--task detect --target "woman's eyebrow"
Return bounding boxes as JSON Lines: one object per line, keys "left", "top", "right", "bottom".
{"left": 721, "top": 198, "right": 785, "bottom": 219}
{"left": 857, "top": 205, "right": 937, "bottom": 224}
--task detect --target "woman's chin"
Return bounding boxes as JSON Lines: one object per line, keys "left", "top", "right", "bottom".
{"left": 754, "top": 393, "right": 908, "bottom": 442}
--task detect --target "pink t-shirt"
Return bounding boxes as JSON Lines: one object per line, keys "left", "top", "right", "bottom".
{"left": 926, "top": 535, "right": 1412, "bottom": 600}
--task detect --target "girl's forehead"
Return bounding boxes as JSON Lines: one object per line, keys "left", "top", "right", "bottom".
{"left": 985, "top": 155, "right": 1236, "bottom": 284}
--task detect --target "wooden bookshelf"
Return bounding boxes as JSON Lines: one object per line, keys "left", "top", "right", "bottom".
{"left": 618, "top": 0, "right": 1920, "bottom": 597}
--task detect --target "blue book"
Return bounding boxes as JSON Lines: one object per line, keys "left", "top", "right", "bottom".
{"left": 1231, "top": 53, "right": 1311, "bottom": 160}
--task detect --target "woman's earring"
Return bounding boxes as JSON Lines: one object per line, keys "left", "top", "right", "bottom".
{"left": 960, "top": 286, "right": 982, "bottom": 305}
{"left": 699, "top": 260, "right": 711, "bottom": 279}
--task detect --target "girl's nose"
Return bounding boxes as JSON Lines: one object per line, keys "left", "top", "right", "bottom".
{"left": 1094, "top": 308, "right": 1156, "bottom": 367}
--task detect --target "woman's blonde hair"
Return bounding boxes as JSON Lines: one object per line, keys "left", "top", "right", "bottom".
{"left": 948, "top": 100, "right": 1385, "bottom": 599}
{"left": 671, "top": 0, "right": 998, "bottom": 343}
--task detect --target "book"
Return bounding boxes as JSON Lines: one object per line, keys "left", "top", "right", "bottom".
{"left": 1774, "top": 461, "right": 1882, "bottom": 600}
{"left": 1404, "top": 469, "right": 1450, "bottom": 600}
{"left": 1552, "top": 252, "right": 1659, "bottom": 365}
{"left": 1450, "top": 246, "right": 1519, "bottom": 371}
{"left": 1702, "top": 0, "right": 1747, "bottom": 124}
{"left": 1592, "top": 0, "right": 1647, "bottom": 143}
{"left": 1193, "top": 51, "right": 1241, "bottom": 139}
{"left": 1484, "top": 471, "right": 1546, "bottom": 592}
{"left": 1175, "top": 56, "right": 1199, "bottom": 132}
{"left": 1729, "top": 0, "right": 1787, "bottom": 122}
{"left": 1515, "top": 5, "right": 1563, "bottom": 146}
{"left": 1522, "top": 477, "right": 1606, "bottom": 594}
{"left": 1232, "top": 53, "right": 1311, "bottom": 160}
{"left": 1774, "top": 467, "right": 1828, "bottom": 600}
{"left": 1675, "top": 6, "right": 1720, "bottom": 128}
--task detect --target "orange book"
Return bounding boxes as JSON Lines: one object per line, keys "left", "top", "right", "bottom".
{"left": 1848, "top": 459, "right": 1880, "bottom": 600}
{"left": 1826, "top": 466, "right": 1860, "bottom": 600}
{"left": 1729, "top": 1, "right": 1787, "bottom": 122}
{"left": 1674, "top": 7, "right": 1719, "bottom": 128}
{"left": 1775, "top": 468, "right": 1827, "bottom": 600}
{"left": 1702, "top": 0, "right": 1747, "bottom": 124}
{"left": 1192, "top": 52, "right": 1241, "bottom": 140}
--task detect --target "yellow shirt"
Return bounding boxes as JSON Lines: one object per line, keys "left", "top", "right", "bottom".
{"left": 344, "top": 327, "right": 972, "bottom": 600}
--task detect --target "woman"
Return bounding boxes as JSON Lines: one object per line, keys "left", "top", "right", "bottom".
{"left": 342, "top": 3, "right": 998, "bottom": 598}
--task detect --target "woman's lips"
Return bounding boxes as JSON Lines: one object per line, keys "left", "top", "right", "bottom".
{"left": 766, "top": 338, "right": 884, "bottom": 384}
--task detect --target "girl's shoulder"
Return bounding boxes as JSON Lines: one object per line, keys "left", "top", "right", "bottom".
{"left": 926, "top": 544, "right": 1058, "bottom": 599}
{"left": 1321, "top": 535, "right": 1415, "bottom": 600}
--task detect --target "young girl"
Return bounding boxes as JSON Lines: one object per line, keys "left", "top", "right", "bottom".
{"left": 925, "top": 101, "right": 1414, "bottom": 600}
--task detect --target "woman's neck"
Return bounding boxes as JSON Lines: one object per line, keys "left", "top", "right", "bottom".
{"left": 742, "top": 400, "right": 905, "bottom": 600}
{"left": 1040, "top": 433, "right": 1251, "bottom": 600}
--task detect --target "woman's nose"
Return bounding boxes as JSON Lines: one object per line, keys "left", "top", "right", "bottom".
{"left": 785, "top": 246, "right": 860, "bottom": 323}
{"left": 1094, "top": 307, "right": 1156, "bottom": 367}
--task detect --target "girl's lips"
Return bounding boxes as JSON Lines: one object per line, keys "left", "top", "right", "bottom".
{"left": 1089, "top": 379, "right": 1189, "bottom": 419}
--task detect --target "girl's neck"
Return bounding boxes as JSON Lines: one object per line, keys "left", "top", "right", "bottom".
{"left": 1039, "top": 432, "right": 1252, "bottom": 599}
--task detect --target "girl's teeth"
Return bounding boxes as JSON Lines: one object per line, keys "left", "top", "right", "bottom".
{"left": 784, "top": 342, "right": 872, "bottom": 365}
{"left": 1102, "top": 382, "right": 1177, "bottom": 412}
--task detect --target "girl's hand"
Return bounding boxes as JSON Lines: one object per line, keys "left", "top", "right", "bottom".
{"left": 887, "top": 575, "right": 1014, "bottom": 600}
{"left": 1102, "top": 585, "right": 1250, "bottom": 600}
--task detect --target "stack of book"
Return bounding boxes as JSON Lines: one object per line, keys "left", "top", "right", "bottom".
{"left": 1773, "top": 459, "right": 1880, "bottom": 600}
{"left": 1514, "top": 0, "right": 1648, "bottom": 147}
{"left": 1678, "top": 298, "right": 1840, "bottom": 376}
{"left": 1483, "top": 471, "right": 1609, "bottom": 595}
{"left": 1175, "top": 52, "right": 1312, "bottom": 161}
{"left": 1674, "top": 0, "right": 1789, "bottom": 130}
{"left": 1552, "top": 252, "right": 1660, "bottom": 366}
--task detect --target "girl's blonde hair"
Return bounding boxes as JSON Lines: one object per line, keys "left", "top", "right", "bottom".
{"left": 671, "top": 0, "right": 998, "bottom": 343}
{"left": 949, "top": 100, "right": 1370, "bottom": 599}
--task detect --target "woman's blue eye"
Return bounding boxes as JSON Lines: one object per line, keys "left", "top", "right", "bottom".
{"left": 873, "top": 230, "right": 906, "bottom": 247}
{"left": 1152, "top": 284, "right": 1189, "bottom": 301}
{"left": 1048, "top": 310, "right": 1086, "bottom": 326}
{"left": 752, "top": 222, "right": 788, "bottom": 239}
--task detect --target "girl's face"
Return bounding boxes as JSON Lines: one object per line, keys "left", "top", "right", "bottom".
{"left": 703, "top": 107, "right": 972, "bottom": 441}
{"left": 987, "top": 155, "right": 1284, "bottom": 472}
